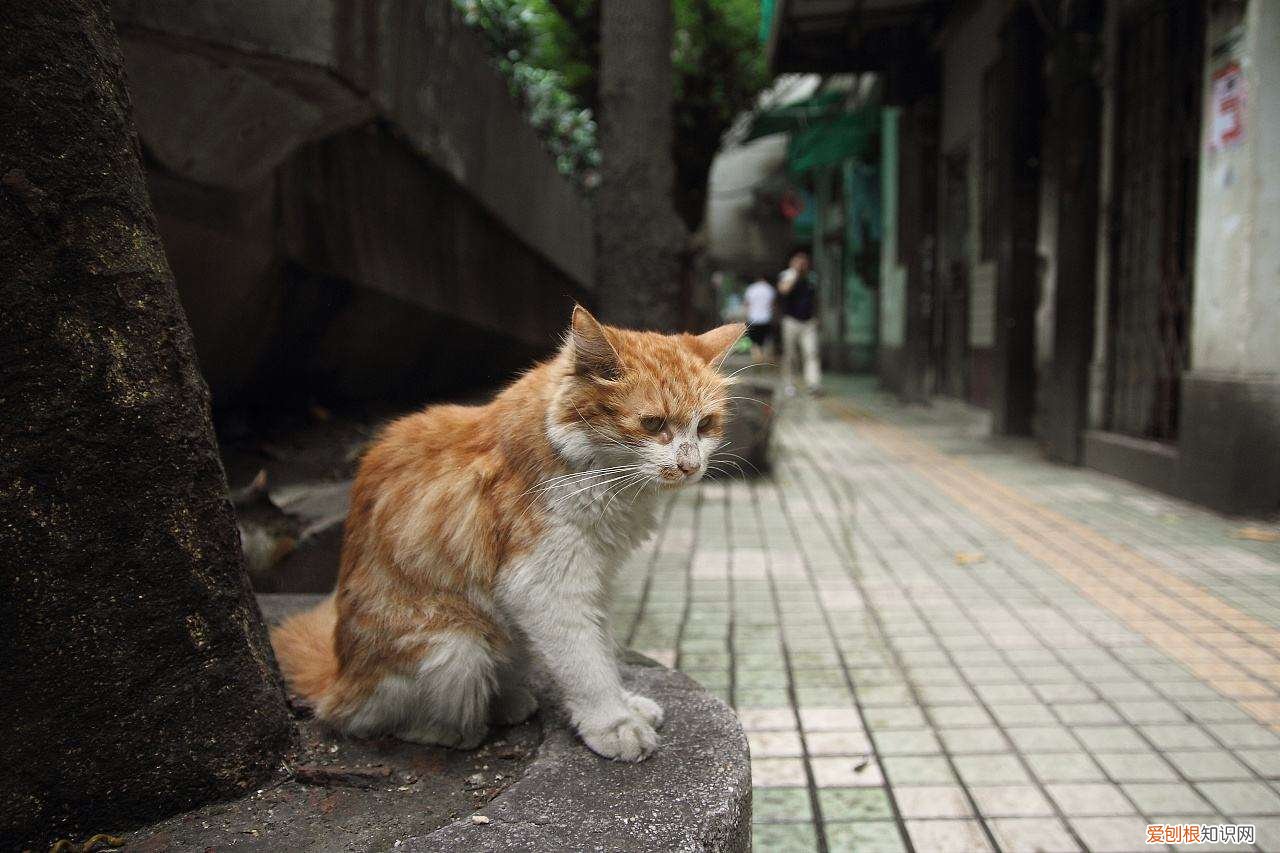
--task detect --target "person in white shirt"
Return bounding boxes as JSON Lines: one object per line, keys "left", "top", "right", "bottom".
{"left": 742, "top": 274, "right": 777, "bottom": 363}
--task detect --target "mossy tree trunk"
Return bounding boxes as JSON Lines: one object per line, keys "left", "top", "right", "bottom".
{"left": 0, "top": 1, "right": 294, "bottom": 847}
{"left": 596, "top": 0, "right": 688, "bottom": 331}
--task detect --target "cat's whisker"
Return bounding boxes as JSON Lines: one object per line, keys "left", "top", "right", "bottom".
{"left": 721, "top": 361, "right": 772, "bottom": 382}
{"left": 611, "top": 476, "right": 651, "bottom": 514}
{"left": 523, "top": 464, "right": 640, "bottom": 497}
{"left": 724, "top": 395, "right": 769, "bottom": 407}
{"left": 570, "top": 401, "right": 641, "bottom": 456}
{"left": 546, "top": 471, "right": 644, "bottom": 510}
{"left": 599, "top": 471, "right": 650, "bottom": 517}
{"left": 711, "top": 444, "right": 761, "bottom": 476}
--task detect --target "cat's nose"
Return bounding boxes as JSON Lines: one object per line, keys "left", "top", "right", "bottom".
{"left": 676, "top": 443, "right": 700, "bottom": 474}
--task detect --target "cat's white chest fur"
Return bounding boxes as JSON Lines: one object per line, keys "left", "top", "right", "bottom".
{"left": 541, "top": 472, "right": 660, "bottom": 558}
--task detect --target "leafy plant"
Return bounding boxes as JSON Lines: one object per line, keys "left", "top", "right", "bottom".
{"left": 455, "top": 0, "right": 767, "bottom": 224}
{"left": 454, "top": 0, "right": 600, "bottom": 182}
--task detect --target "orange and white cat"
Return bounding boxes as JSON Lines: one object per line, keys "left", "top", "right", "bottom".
{"left": 272, "top": 307, "right": 743, "bottom": 761}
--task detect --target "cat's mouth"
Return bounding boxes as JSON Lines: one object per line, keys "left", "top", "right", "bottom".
{"left": 658, "top": 466, "right": 701, "bottom": 486}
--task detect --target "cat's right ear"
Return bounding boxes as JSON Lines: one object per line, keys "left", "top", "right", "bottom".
{"left": 570, "top": 305, "right": 622, "bottom": 381}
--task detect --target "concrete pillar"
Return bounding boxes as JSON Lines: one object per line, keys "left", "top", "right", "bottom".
{"left": 1043, "top": 5, "right": 1104, "bottom": 464}
{"left": 988, "top": 6, "right": 1042, "bottom": 436}
{"left": 1180, "top": 0, "right": 1280, "bottom": 513}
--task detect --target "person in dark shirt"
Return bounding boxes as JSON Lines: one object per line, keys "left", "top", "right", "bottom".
{"left": 777, "top": 249, "right": 821, "bottom": 395}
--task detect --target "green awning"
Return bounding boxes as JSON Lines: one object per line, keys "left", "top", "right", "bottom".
{"left": 743, "top": 91, "right": 846, "bottom": 142}
{"left": 786, "top": 107, "right": 880, "bottom": 174}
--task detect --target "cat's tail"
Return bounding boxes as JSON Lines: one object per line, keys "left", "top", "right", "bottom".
{"left": 270, "top": 596, "right": 339, "bottom": 706}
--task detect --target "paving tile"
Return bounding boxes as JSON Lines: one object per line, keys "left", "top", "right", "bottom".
{"left": 751, "top": 822, "right": 820, "bottom": 852}
{"left": 970, "top": 785, "right": 1057, "bottom": 817}
{"left": 903, "top": 819, "right": 994, "bottom": 852}
{"left": 749, "top": 730, "right": 805, "bottom": 758}
{"left": 1197, "top": 781, "right": 1280, "bottom": 815}
{"left": 989, "top": 703, "right": 1059, "bottom": 726}
{"left": 1166, "top": 750, "right": 1256, "bottom": 781}
{"left": 873, "top": 728, "right": 943, "bottom": 755}
{"left": 1067, "top": 816, "right": 1155, "bottom": 852}
{"left": 938, "top": 726, "right": 1010, "bottom": 754}
{"left": 882, "top": 755, "right": 957, "bottom": 785}
{"left": 1035, "top": 683, "right": 1099, "bottom": 704}
{"left": 737, "top": 687, "right": 793, "bottom": 707}
{"left": 1026, "top": 752, "right": 1108, "bottom": 783}
{"left": 797, "top": 707, "right": 862, "bottom": 731}
{"left": 1092, "top": 751, "right": 1180, "bottom": 782}
{"left": 1005, "top": 726, "right": 1080, "bottom": 753}
{"left": 810, "top": 755, "right": 884, "bottom": 788}
{"left": 804, "top": 730, "right": 872, "bottom": 756}
{"left": 1237, "top": 748, "right": 1280, "bottom": 777}
{"left": 986, "top": 817, "right": 1082, "bottom": 852}
{"left": 1044, "top": 783, "right": 1137, "bottom": 816}
{"left": 894, "top": 785, "right": 974, "bottom": 818}
{"left": 737, "top": 707, "right": 797, "bottom": 731}
{"left": 953, "top": 754, "right": 1032, "bottom": 785}
{"left": 822, "top": 821, "right": 907, "bottom": 853}
{"left": 1121, "top": 783, "right": 1216, "bottom": 815}
{"left": 751, "top": 757, "right": 807, "bottom": 788}
{"left": 1053, "top": 703, "right": 1124, "bottom": 726}
{"left": 863, "top": 706, "right": 929, "bottom": 730}
{"left": 1140, "top": 723, "right": 1218, "bottom": 750}
{"left": 930, "top": 705, "right": 995, "bottom": 728}
{"left": 752, "top": 787, "right": 813, "bottom": 823}
{"left": 817, "top": 786, "right": 893, "bottom": 820}
{"left": 1207, "top": 723, "right": 1280, "bottom": 749}
{"left": 1071, "top": 725, "right": 1148, "bottom": 753}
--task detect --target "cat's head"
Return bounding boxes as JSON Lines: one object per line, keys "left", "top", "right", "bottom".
{"left": 549, "top": 306, "right": 745, "bottom": 486}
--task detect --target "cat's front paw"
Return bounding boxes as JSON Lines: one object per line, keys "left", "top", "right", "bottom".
{"left": 625, "top": 692, "right": 664, "bottom": 729}
{"left": 579, "top": 712, "right": 659, "bottom": 762}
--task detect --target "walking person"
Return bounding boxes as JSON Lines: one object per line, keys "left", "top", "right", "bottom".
{"left": 778, "top": 248, "right": 821, "bottom": 396}
{"left": 742, "top": 272, "right": 776, "bottom": 363}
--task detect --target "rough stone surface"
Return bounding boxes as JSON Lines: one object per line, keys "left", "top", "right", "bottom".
{"left": 254, "top": 596, "right": 752, "bottom": 853}
{"left": 409, "top": 654, "right": 751, "bottom": 853}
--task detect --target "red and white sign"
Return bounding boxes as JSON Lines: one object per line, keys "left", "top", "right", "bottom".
{"left": 1209, "top": 61, "right": 1246, "bottom": 151}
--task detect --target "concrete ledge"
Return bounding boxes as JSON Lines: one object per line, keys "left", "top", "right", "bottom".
{"left": 1083, "top": 374, "right": 1280, "bottom": 515}
{"left": 255, "top": 595, "right": 753, "bottom": 852}
{"left": 1082, "top": 429, "right": 1181, "bottom": 499}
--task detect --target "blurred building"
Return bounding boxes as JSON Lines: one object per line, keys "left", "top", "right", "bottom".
{"left": 112, "top": 0, "right": 593, "bottom": 408}
{"left": 707, "top": 74, "right": 882, "bottom": 371}
{"left": 765, "top": 0, "right": 1279, "bottom": 515}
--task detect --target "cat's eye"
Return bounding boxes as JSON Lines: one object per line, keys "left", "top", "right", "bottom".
{"left": 640, "top": 416, "right": 666, "bottom": 434}
{"left": 698, "top": 415, "right": 719, "bottom": 434}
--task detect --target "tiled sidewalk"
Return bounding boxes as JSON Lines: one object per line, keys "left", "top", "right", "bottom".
{"left": 610, "top": 377, "right": 1280, "bottom": 853}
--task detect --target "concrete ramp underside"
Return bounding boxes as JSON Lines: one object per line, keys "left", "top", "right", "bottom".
{"left": 113, "top": 0, "right": 595, "bottom": 406}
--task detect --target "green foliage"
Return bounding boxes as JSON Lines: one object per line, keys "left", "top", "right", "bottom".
{"left": 454, "top": 0, "right": 600, "bottom": 181}
{"left": 455, "top": 0, "right": 767, "bottom": 224}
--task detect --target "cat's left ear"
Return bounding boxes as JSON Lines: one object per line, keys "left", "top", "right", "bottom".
{"left": 692, "top": 323, "right": 747, "bottom": 368}
{"left": 570, "top": 304, "right": 623, "bottom": 380}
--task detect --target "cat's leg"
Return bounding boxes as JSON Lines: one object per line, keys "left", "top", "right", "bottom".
{"left": 491, "top": 645, "right": 539, "bottom": 726}
{"left": 498, "top": 543, "right": 660, "bottom": 762}
{"left": 393, "top": 631, "right": 498, "bottom": 748}
{"left": 596, "top": 594, "right": 664, "bottom": 730}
